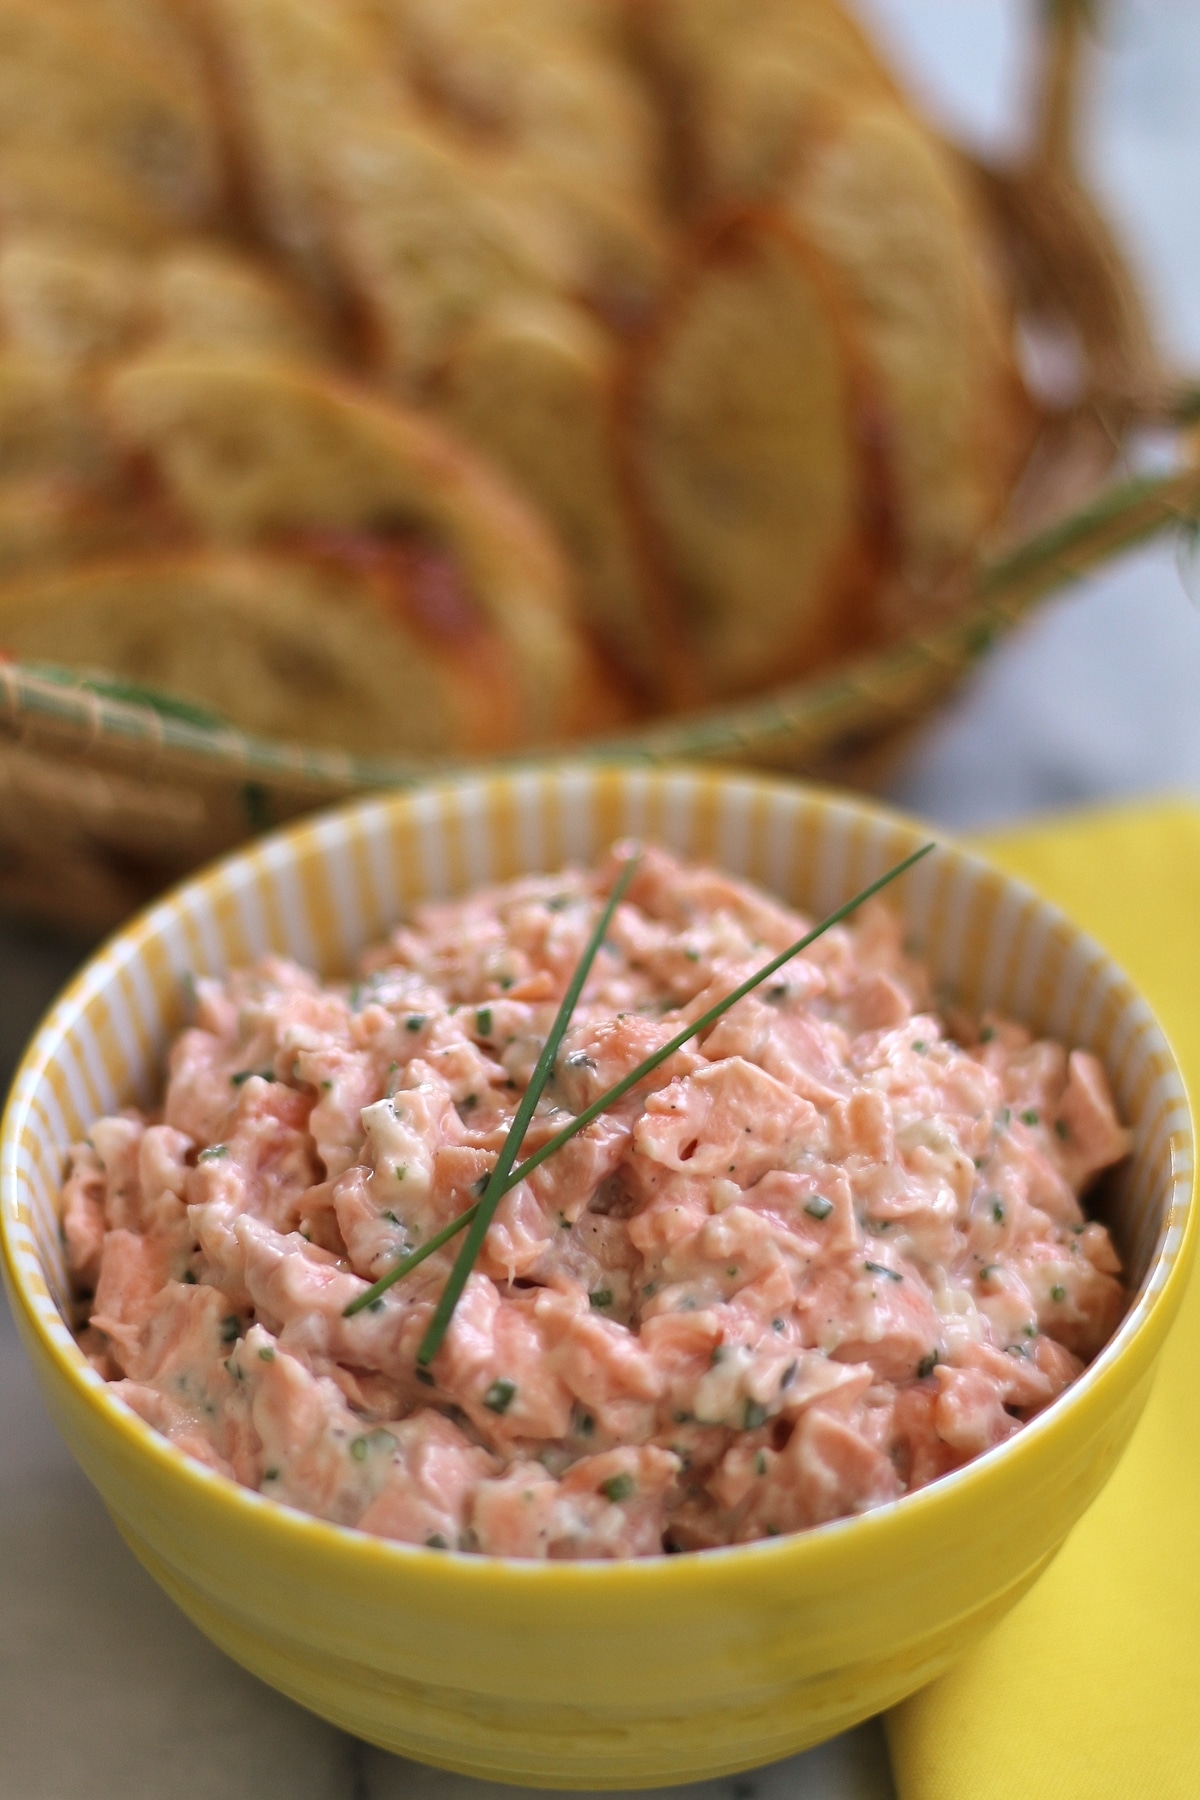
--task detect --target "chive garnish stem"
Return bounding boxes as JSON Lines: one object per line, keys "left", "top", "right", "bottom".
{"left": 413, "top": 849, "right": 643, "bottom": 1365}
{"left": 343, "top": 841, "right": 934, "bottom": 1322}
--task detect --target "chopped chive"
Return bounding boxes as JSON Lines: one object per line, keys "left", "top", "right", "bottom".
{"left": 864, "top": 1260, "right": 902, "bottom": 1282}
{"left": 992, "top": 1199, "right": 1005, "bottom": 1224}
{"left": 744, "top": 1400, "right": 769, "bottom": 1430}
{"left": 979, "top": 1025, "right": 996, "bottom": 1043}
{"left": 350, "top": 1436, "right": 368, "bottom": 1462}
{"left": 258, "top": 1346, "right": 275, "bottom": 1362}
{"left": 916, "top": 1350, "right": 938, "bottom": 1379}
{"left": 405, "top": 1014, "right": 426, "bottom": 1032}
{"left": 912, "top": 1040, "right": 927, "bottom": 1054}
{"left": 414, "top": 852, "right": 643, "bottom": 1366}
{"left": 264, "top": 1467, "right": 280, "bottom": 1482}
{"left": 198, "top": 1144, "right": 228, "bottom": 1162}
{"left": 1020, "top": 1109, "right": 1039, "bottom": 1127}
{"left": 476, "top": 1007, "right": 493, "bottom": 1037}
{"left": 601, "top": 1472, "right": 634, "bottom": 1503}
{"left": 425, "top": 1533, "right": 448, "bottom": 1550}
{"left": 1055, "top": 1119, "right": 1069, "bottom": 1140}
{"left": 1051, "top": 1283, "right": 1066, "bottom": 1302}
{"left": 344, "top": 843, "right": 935, "bottom": 1323}
{"left": 755, "top": 1452, "right": 768, "bottom": 1476}
{"left": 589, "top": 1289, "right": 614, "bottom": 1310}
{"left": 482, "top": 1378, "right": 517, "bottom": 1415}
{"left": 805, "top": 1196, "right": 833, "bottom": 1221}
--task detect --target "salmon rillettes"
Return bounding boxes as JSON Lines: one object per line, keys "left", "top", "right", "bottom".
{"left": 64, "top": 848, "right": 1130, "bottom": 1557}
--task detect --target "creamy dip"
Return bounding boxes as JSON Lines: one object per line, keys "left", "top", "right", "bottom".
{"left": 64, "top": 847, "right": 1129, "bottom": 1557}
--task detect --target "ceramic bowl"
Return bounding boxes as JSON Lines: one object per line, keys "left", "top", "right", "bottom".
{"left": 1, "top": 766, "right": 1193, "bottom": 1787}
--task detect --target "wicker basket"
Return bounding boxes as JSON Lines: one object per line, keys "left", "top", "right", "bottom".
{"left": 0, "top": 0, "right": 1196, "bottom": 939}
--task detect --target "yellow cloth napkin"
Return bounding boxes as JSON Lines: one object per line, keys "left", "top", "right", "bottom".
{"left": 886, "top": 798, "right": 1200, "bottom": 1800}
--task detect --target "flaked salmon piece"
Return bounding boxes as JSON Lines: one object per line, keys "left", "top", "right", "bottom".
{"left": 1057, "top": 1050, "right": 1134, "bottom": 1192}
{"left": 933, "top": 1363, "right": 1019, "bottom": 1458}
{"left": 795, "top": 1247, "right": 941, "bottom": 1383}
{"left": 557, "top": 1010, "right": 702, "bottom": 1112}
{"left": 634, "top": 1057, "right": 818, "bottom": 1186}
{"left": 61, "top": 1144, "right": 107, "bottom": 1291}
{"left": 301, "top": 1046, "right": 381, "bottom": 1180}
{"left": 90, "top": 1114, "right": 145, "bottom": 1231}
{"left": 357, "top": 1410, "right": 497, "bottom": 1549}
{"left": 701, "top": 989, "right": 843, "bottom": 1108}
{"left": 470, "top": 1462, "right": 562, "bottom": 1558}
{"left": 527, "top": 1110, "right": 630, "bottom": 1223}
{"left": 233, "top": 1326, "right": 390, "bottom": 1527}
{"left": 90, "top": 1227, "right": 176, "bottom": 1368}
{"left": 735, "top": 1399, "right": 901, "bottom": 1538}
{"left": 331, "top": 1164, "right": 409, "bottom": 1282}
{"left": 114, "top": 1381, "right": 237, "bottom": 1478}
{"left": 536, "top": 1285, "right": 662, "bottom": 1440}
{"left": 433, "top": 1274, "right": 574, "bottom": 1444}
{"left": 889, "top": 1385, "right": 961, "bottom": 1492}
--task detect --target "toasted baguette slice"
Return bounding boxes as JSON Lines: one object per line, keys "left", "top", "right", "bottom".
{"left": 0, "top": 0, "right": 220, "bottom": 224}
{"left": 784, "top": 102, "right": 1028, "bottom": 593}
{"left": 629, "top": 0, "right": 898, "bottom": 211}
{"left": 332, "top": 118, "right": 548, "bottom": 386}
{"left": 626, "top": 213, "right": 888, "bottom": 699}
{"left": 104, "top": 352, "right": 629, "bottom": 742}
{"left": 441, "top": 294, "right": 668, "bottom": 700}
{"left": 0, "top": 550, "right": 548, "bottom": 755}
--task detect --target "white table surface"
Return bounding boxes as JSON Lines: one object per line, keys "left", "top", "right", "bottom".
{"left": 3, "top": 5, "right": 1200, "bottom": 1796}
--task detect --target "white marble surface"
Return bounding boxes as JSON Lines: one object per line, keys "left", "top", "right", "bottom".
{"left": 3, "top": 4, "right": 1200, "bottom": 1795}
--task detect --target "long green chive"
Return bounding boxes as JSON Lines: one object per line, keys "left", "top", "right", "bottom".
{"left": 414, "top": 850, "right": 643, "bottom": 1365}
{"left": 343, "top": 841, "right": 934, "bottom": 1326}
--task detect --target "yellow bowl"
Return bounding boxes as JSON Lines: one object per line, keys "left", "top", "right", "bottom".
{"left": 1, "top": 767, "right": 1194, "bottom": 1788}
